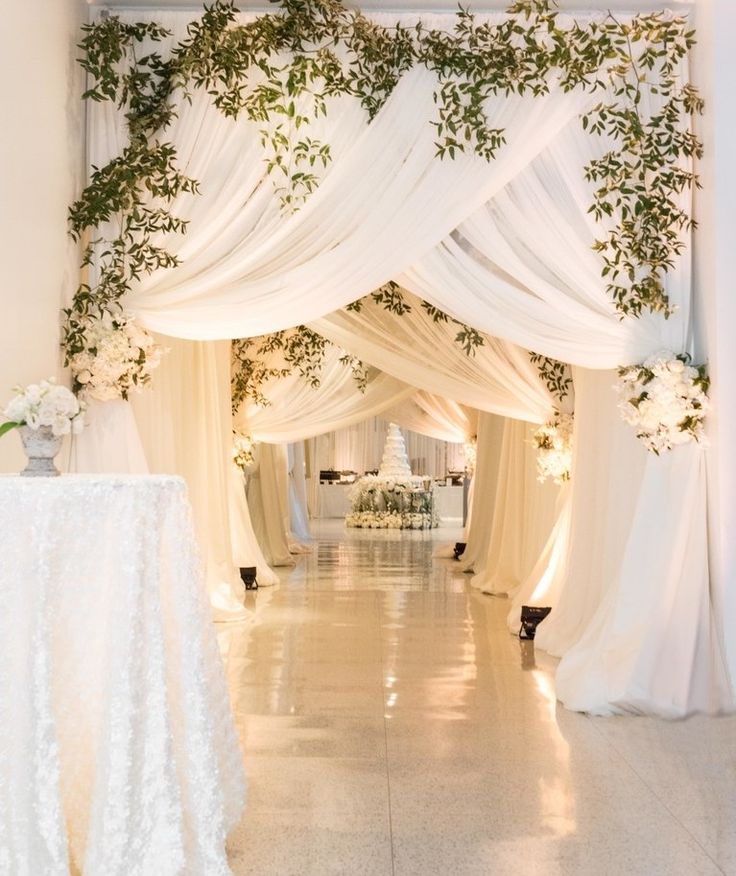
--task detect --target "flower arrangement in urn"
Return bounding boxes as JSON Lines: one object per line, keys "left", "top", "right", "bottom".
{"left": 1, "top": 379, "right": 85, "bottom": 476}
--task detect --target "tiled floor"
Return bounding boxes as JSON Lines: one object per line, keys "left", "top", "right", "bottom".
{"left": 221, "top": 521, "right": 736, "bottom": 876}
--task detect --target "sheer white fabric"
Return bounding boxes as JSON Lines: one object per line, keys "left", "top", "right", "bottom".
{"left": 470, "top": 419, "right": 559, "bottom": 596}
{"left": 288, "top": 442, "right": 312, "bottom": 543}
{"left": 452, "top": 412, "right": 505, "bottom": 571}
{"left": 236, "top": 344, "right": 413, "bottom": 444}
{"left": 70, "top": 399, "right": 149, "bottom": 475}
{"left": 245, "top": 442, "right": 296, "bottom": 568}
{"left": 228, "top": 464, "right": 280, "bottom": 587}
{"left": 84, "top": 10, "right": 730, "bottom": 715}
{"left": 381, "top": 392, "right": 473, "bottom": 443}
{"left": 131, "top": 338, "right": 248, "bottom": 620}
{"left": 0, "top": 475, "right": 245, "bottom": 874}
{"left": 312, "top": 294, "right": 553, "bottom": 423}
{"left": 506, "top": 485, "right": 573, "bottom": 632}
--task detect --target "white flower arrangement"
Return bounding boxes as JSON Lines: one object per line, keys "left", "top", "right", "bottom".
{"left": 345, "top": 510, "right": 437, "bottom": 530}
{"left": 463, "top": 438, "right": 477, "bottom": 475}
{"left": 346, "top": 474, "right": 439, "bottom": 529}
{"left": 68, "top": 312, "right": 165, "bottom": 401}
{"left": 616, "top": 351, "right": 710, "bottom": 454}
{"left": 533, "top": 412, "right": 573, "bottom": 485}
{"left": 1, "top": 379, "right": 85, "bottom": 438}
{"left": 233, "top": 433, "right": 256, "bottom": 471}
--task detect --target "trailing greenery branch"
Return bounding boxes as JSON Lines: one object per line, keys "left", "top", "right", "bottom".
{"left": 231, "top": 326, "right": 367, "bottom": 411}
{"left": 529, "top": 352, "right": 573, "bottom": 403}
{"left": 67, "top": 0, "right": 703, "bottom": 384}
{"left": 348, "top": 284, "right": 485, "bottom": 356}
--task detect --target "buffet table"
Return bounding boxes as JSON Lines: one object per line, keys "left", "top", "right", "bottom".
{"left": 0, "top": 474, "right": 245, "bottom": 875}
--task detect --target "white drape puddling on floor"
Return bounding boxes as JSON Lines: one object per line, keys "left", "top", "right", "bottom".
{"left": 131, "top": 339, "right": 249, "bottom": 620}
{"left": 470, "top": 419, "right": 559, "bottom": 597}
{"left": 446, "top": 412, "right": 506, "bottom": 567}
{"left": 245, "top": 442, "right": 296, "bottom": 568}
{"left": 537, "top": 368, "right": 734, "bottom": 716}
{"left": 288, "top": 442, "right": 312, "bottom": 544}
{"left": 507, "top": 485, "right": 573, "bottom": 633}
{"left": 84, "top": 9, "right": 732, "bottom": 715}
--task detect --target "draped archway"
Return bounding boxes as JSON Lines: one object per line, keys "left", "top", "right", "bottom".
{"left": 73, "top": 5, "right": 734, "bottom": 718}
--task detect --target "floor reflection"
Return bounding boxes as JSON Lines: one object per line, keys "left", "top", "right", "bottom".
{"left": 221, "top": 520, "right": 736, "bottom": 876}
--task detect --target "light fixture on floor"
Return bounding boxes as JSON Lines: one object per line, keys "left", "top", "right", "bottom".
{"left": 518, "top": 605, "right": 551, "bottom": 640}
{"left": 453, "top": 542, "right": 466, "bottom": 560}
{"left": 240, "top": 566, "right": 258, "bottom": 591}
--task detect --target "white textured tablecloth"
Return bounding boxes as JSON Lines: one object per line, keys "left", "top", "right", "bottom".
{"left": 0, "top": 475, "right": 246, "bottom": 876}
{"left": 317, "top": 483, "right": 353, "bottom": 518}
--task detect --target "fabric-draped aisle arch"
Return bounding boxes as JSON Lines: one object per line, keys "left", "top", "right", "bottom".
{"left": 75, "top": 7, "right": 733, "bottom": 717}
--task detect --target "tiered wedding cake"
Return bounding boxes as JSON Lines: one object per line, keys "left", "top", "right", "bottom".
{"left": 346, "top": 423, "right": 438, "bottom": 530}
{"left": 378, "top": 423, "right": 413, "bottom": 479}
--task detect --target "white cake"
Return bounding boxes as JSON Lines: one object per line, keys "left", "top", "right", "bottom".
{"left": 378, "top": 423, "right": 413, "bottom": 479}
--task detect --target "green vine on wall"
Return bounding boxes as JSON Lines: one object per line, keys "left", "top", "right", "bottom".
{"left": 66, "top": 0, "right": 702, "bottom": 381}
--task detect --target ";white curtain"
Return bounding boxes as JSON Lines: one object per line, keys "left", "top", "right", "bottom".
{"left": 84, "top": 9, "right": 732, "bottom": 715}
{"left": 131, "top": 337, "right": 250, "bottom": 620}
{"left": 470, "top": 418, "right": 559, "bottom": 597}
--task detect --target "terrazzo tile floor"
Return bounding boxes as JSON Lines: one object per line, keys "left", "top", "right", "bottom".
{"left": 220, "top": 520, "right": 736, "bottom": 876}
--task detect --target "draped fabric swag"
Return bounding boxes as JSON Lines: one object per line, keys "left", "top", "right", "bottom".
{"left": 77, "top": 8, "right": 733, "bottom": 716}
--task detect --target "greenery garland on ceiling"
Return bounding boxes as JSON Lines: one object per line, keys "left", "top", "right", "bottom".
{"left": 65, "top": 0, "right": 702, "bottom": 395}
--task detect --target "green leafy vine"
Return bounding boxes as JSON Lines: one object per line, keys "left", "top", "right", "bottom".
{"left": 66, "top": 0, "right": 702, "bottom": 384}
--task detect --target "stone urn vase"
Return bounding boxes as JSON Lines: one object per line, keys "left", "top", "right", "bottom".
{"left": 19, "top": 425, "right": 63, "bottom": 477}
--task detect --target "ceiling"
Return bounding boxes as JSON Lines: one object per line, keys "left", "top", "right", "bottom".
{"left": 87, "top": 0, "right": 694, "bottom": 11}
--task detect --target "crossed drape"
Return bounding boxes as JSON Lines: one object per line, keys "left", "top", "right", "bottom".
{"left": 85, "top": 8, "right": 732, "bottom": 716}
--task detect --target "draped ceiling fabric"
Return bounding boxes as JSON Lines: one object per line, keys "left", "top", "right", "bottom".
{"left": 85, "top": 9, "right": 734, "bottom": 716}
{"left": 235, "top": 344, "right": 414, "bottom": 444}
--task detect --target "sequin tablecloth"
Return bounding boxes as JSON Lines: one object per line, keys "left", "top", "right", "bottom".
{"left": 0, "top": 475, "right": 246, "bottom": 875}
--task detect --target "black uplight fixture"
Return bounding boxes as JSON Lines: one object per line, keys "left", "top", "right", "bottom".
{"left": 240, "top": 566, "right": 258, "bottom": 591}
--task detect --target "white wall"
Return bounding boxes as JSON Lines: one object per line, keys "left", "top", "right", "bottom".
{"left": 692, "top": 0, "right": 736, "bottom": 684}
{"left": 0, "top": 0, "right": 87, "bottom": 472}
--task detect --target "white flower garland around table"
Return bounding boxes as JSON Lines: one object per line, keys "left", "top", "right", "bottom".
{"left": 68, "top": 312, "right": 165, "bottom": 401}
{"left": 616, "top": 351, "right": 710, "bottom": 454}
{"left": 1, "top": 378, "right": 85, "bottom": 438}
{"left": 346, "top": 475, "right": 440, "bottom": 529}
{"left": 532, "top": 412, "right": 573, "bottom": 485}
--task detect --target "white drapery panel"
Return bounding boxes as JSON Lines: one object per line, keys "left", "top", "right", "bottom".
{"left": 236, "top": 344, "right": 414, "bottom": 444}
{"left": 245, "top": 442, "right": 296, "bottom": 568}
{"left": 85, "top": 10, "right": 731, "bottom": 715}
{"left": 381, "top": 392, "right": 474, "bottom": 444}
{"left": 452, "top": 412, "right": 506, "bottom": 570}
{"left": 506, "top": 485, "right": 573, "bottom": 632}
{"left": 131, "top": 338, "right": 248, "bottom": 620}
{"left": 470, "top": 419, "right": 559, "bottom": 596}
{"left": 70, "top": 399, "right": 149, "bottom": 475}
{"left": 288, "top": 442, "right": 312, "bottom": 543}
{"left": 312, "top": 294, "right": 553, "bottom": 423}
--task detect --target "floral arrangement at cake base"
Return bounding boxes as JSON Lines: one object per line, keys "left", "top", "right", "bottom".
{"left": 346, "top": 475, "right": 439, "bottom": 530}
{"left": 66, "top": 312, "right": 165, "bottom": 400}
{"left": 532, "top": 412, "right": 573, "bottom": 485}
{"left": 616, "top": 351, "right": 709, "bottom": 454}
{"left": 346, "top": 509, "right": 437, "bottom": 530}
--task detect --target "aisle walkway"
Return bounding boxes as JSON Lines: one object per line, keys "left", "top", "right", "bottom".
{"left": 221, "top": 521, "right": 736, "bottom": 876}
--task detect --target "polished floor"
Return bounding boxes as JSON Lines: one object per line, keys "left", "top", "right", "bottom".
{"left": 220, "top": 521, "right": 736, "bottom": 876}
